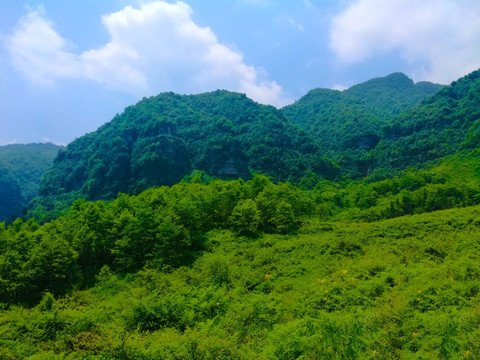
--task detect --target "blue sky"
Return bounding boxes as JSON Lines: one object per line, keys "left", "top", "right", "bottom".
{"left": 1, "top": 0, "right": 479, "bottom": 145}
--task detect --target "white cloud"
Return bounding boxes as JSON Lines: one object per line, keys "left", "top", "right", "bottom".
{"left": 6, "top": 2, "right": 290, "bottom": 106}
{"left": 329, "top": 0, "right": 480, "bottom": 83}
{"left": 6, "top": 7, "right": 82, "bottom": 86}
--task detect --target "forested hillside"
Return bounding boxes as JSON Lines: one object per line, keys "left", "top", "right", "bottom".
{"left": 0, "top": 143, "right": 62, "bottom": 221}
{"left": 0, "top": 166, "right": 23, "bottom": 222}
{"left": 2, "top": 175, "right": 480, "bottom": 358}
{"left": 23, "top": 72, "right": 451, "bottom": 218}
{"left": 373, "top": 69, "right": 480, "bottom": 172}
{"left": 31, "top": 91, "right": 337, "bottom": 219}
{"left": 281, "top": 73, "right": 443, "bottom": 177}
{"left": 1, "top": 69, "right": 480, "bottom": 358}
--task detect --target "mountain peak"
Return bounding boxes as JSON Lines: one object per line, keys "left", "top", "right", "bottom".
{"left": 347, "top": 72, "right": 414, "bottom": 94}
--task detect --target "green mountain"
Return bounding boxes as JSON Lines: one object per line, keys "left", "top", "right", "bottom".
{"left": 0, "top": 165, "right": 23, "bottom": 221}
{"left": 2, "top": 70, "right": 480, "bottom": 359}
{"left": 373, "top": 69, "right": 480, "bottom": 172}
{"left": 32, "top": 91, "right": 338, "bottom": 217}
{"left": 346, "top": 72, "right": 443, "bottom": 116}
{"left": 282, "top": 73, "right": 443, "bottom": 177}
{"left": 0, "top": 143, "right": 62, "bottom": 221}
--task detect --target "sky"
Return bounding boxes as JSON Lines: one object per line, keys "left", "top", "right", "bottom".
{"left": 1, "top": 0, "right": 479, "bottom": 145}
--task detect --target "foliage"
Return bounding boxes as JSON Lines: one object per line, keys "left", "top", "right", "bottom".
{"left": 2, "top": 195, "right": 480, "bottom": 358}
{"left": 2, "top": 146, "right": 480, "bottom": 359}
{"left": 320, "top": 154, "right": 480, "bottom": 222}
{"left": 0, "top": 165, "right": 23, "bottom": 222}
{"left": 1, "top": 69, "right": 480, "bottom": 358}
{"left": 374, "top": 69, "right": 480, "bottom": 172}
{"left": 282, "top": 72, "right": 443, "bottom": 177}
{"left": 0, "top": 143, "right": 62, "bottom": 221}
{"left": 0, "top": 176, "right": 313, "bottom": 305}
{"left": 32, "top": 91, "right": 338, "bottom": 219}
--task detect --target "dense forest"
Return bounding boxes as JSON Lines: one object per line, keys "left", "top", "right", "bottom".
{"left": 29, "top": 91, "right": 338, "bottom": 221}
{"left": 2, "top": 171, "right": 480, "bottom": 358}
{"left": 1, "top": 69, "right": 480, "bottom": 358}
{"left": 22, "top": 72, "right": 448, "bottom": 220}
{"left": 281, "top": 72, "right": 443, "bottom": 177}
{"left": 0, "top": 143, "right": 62, "bottom": 221}
{"left": 374, "top": 70, "right": 480, "bottom": 172}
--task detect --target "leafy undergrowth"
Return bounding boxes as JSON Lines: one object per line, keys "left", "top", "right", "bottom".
{"left": 1, "top": 206, "right": 480, "bottom": 359}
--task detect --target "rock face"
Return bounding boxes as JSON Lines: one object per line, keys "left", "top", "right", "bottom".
{"left": 131, "top": 135, "right": 191, "bottom": 191}
{"left": 347, "top": 134, "right": 381, "bottom": 150}
{"left": 217, "top": 156, "right": 248, "bottom": 178}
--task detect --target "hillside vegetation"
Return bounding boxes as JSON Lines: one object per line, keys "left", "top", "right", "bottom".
{"left": 0, "top": 143, "right": 62, "bottom": 221}
{"left": 32, "top": 91, "right": 337, "bottom": 219}
{"left": 282, "top": 73, "right": 443, "bottom": 177}
{"left": 1, "top": 175, "right": 480, "bottom": 358}
{"left": 374, "top": 70, "right": 480, "bottom": 172}
{"left": 1, "top": 69, "right": 480, "bottom": 359}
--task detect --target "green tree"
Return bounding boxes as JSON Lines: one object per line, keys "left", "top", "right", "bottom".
{"left": 274, "top": 200, "right": 297, "bottom": 234}
{"left": 229, "top": 199, "right": 260, "bottom": 236}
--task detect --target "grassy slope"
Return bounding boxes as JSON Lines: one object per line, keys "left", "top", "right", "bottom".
{"left": 1, "top": 206, "right": 479, "bottom": 359}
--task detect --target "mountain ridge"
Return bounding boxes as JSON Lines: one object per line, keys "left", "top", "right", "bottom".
{"left": 4, "top": 70, "right": 480, "bottom": 222}
{"left": 29, "top": 90, "right": 338, "bottom": 219}
{"left": 2, "top": 70, "right": 480, "bottom": 359}
{"left": 281, "top": 72, "right": 444, "bottom": 177}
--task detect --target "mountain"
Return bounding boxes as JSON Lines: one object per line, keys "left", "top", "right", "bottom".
{"left": 346, "top": 72, "right": 443, "bottom": 115}
{"left": 281, "top": 73, "right": 443, "bottom": 177}
{"left": 0, "top": 143, "right": 62, "bottom": 221}
{"left": 32, "top": 90, "right": 338, "bottom": 217}
{"left": 373, "top": 69, "right": 480, "bottom": 172}
{"left": 0, "top": 165, "right": 23, "bottom": 221}
{"left": 19, "top": 69, "right": 480, "bottom": 221}
{"left": 2, "top": 70, "right": 480, "bottom": 359}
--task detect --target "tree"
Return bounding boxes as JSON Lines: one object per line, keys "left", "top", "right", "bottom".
{"left": 229, "top": 199, "right": 260, "bottom": 236}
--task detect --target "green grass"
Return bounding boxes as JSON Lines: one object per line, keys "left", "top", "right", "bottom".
{"left": 1, "top": 206, "right": 480, "bottom": 359}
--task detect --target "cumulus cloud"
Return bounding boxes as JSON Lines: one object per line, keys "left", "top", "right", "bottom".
{"left": 6, "top": 1, "right": 290, "bottom": 106}
{"left": 6, "top": 7, "right": 82, "bottom": 86}
{"left": 329, "top": 0, "right": 480, "bottom": 83}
